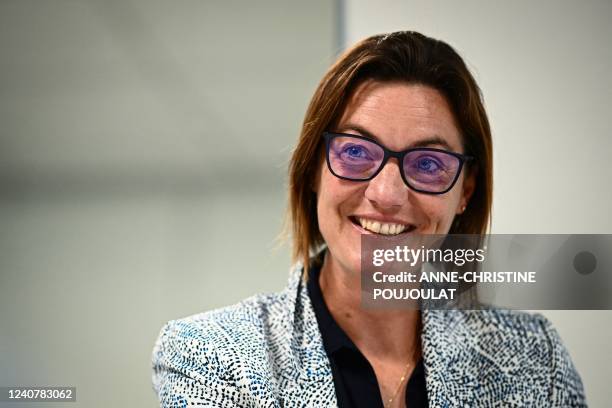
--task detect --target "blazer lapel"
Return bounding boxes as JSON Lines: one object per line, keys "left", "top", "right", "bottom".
{"left": 281, "top": 264, "right": 338, "bottom": 407}
{"left": 422, "top": 309, "right": 497, "bottom": 406}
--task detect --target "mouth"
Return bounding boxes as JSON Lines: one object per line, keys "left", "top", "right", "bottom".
{"left": 349, "top": 216, "right": 417, "bottom": 236}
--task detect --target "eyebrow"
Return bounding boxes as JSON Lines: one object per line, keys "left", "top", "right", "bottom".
{"left": 337, "top": 123, "right": 454, "bottom": 151}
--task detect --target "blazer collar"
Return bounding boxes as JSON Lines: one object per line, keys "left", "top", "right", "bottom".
{"left": 421, "top": 309, "right": 479, "bottom": 405}
{"left": 284, "top": 262, "right": 334, "bottom": 380}
{"left": 281, "top": 263, "right": 338, "bottom": 405}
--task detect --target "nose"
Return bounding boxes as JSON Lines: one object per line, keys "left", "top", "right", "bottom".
{"left": 364, "top": 159, "right": 408, "bottom": 209}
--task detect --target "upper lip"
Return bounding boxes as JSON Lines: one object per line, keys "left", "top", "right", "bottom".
{"left": 351, "top": 214, "right": 415, "bottom": 226}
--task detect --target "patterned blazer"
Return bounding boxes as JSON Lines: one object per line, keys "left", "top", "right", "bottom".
{"left": 152, "top": 263, "right": 587, "bottom": 407}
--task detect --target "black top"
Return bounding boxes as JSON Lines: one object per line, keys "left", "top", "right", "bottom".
{"left": 306, "top": 263, "right": 429, "bottom": 408}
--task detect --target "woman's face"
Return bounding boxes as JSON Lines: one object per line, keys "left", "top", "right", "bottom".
{"left": 315, "top": 80, "right": 475, "bottom": 276}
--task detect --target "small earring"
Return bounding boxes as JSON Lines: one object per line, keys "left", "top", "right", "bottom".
{"left": 461, "top": 205, "right": 466, "bottom": 213}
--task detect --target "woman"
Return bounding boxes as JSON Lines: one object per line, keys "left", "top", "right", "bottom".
{"left": 152, "top": 31, "right": 586, "bottom": 407}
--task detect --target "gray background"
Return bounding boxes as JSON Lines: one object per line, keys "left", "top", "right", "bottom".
{"left": 0, "top": 0, "right": 609, "bottom": 406}
{"left": 0, "top": 1, "right": 335, "bottom": 407}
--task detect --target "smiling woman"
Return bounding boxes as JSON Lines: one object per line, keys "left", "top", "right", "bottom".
{"left": 152, "top": 31, "right": 586, "bottom": 407}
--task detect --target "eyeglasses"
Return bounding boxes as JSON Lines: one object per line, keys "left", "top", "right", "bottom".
{"left": 323, "top": 132, "right": 473, "bottom": 194}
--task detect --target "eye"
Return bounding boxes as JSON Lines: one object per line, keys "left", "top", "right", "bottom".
{"left": 340, "top": 144, "right": 372, "bottom": 160}
{"left": 415, "top": 156, "right": 443, "bottom": 173}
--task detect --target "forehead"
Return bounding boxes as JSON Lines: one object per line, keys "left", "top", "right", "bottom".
{"left": 336, "top": 80, "right": 463, "bottom": 152}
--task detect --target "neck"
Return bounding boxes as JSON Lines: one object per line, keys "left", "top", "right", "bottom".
{"left": 318, "top": 252, "right": 422, "bottom": 363}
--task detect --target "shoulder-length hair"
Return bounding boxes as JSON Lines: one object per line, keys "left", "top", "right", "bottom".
{"left": 286, "top": 31, "right": 493, "bottom": 278}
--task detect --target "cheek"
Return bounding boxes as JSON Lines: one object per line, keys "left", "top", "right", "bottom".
{"left": 416, "top": 190, "right": 462, "bottom": 232}
{"left": 317, "top": 169, "right": 337, "bottom": 208}
{"left": 316, "top": 169, "right": 362, "bottom": 235}
{"left": 316, "top": 170, "right": 344, "bottom": 233}
{"left": 318, "top": 165, "right": 354, "bottom": 206}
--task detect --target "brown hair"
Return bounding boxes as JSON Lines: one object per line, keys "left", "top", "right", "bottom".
{"left": 286, "top": 31, "right": 493, "bottom": 278}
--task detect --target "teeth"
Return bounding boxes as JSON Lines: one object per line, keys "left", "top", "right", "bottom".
{"left": 357, "top": 217, "right": 409, "bottom": 235}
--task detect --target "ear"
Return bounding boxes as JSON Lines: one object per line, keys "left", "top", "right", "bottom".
{"left": 457, "top": 167, "right": 477, "bottom": 214}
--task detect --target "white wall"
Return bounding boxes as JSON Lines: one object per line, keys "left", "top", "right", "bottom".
{"left": 0, "top": 1, "right": 335, "bottom": 406}
{"left": 343, "top": 0, "right": 612, "bottom": 405}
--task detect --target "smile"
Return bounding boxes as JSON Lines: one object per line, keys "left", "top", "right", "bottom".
{"left": 351, "top": 216, "right": 416, "bottom": 236}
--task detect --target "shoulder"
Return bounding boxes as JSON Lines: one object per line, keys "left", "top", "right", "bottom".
{"left": 155, "top": 289, "right": 291, "bottom": 351}
{"left": 152, "top": 291, "right": 293, "bottom": 407}
{"left": 426, "top": 307, "right": 559, "bottom": 345}
{"left": 428, "top": 307, "right": 569, "bottom": 345}
{"left": 457, "top": 307, "right": 555, "bottom": 337}
{"left": 425, "top": 308, "right": 586, "bottom": 405}
{"left": 483, "top": 309, "right": 586, "bottom": 405}
{"left": 454, "top": 308, "right": 579, "bottom": 373}
{"left": 153, "top": 289, "right": 291, "bottom": 366}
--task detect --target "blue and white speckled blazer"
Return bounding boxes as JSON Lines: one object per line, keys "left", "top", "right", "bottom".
{"left": 152, "top": 262, "right": 587, "bottom": 407}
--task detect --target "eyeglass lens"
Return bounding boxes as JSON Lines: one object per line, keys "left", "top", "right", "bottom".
{"left": 327, "top": 135, "right": 462, "bottom": 193}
